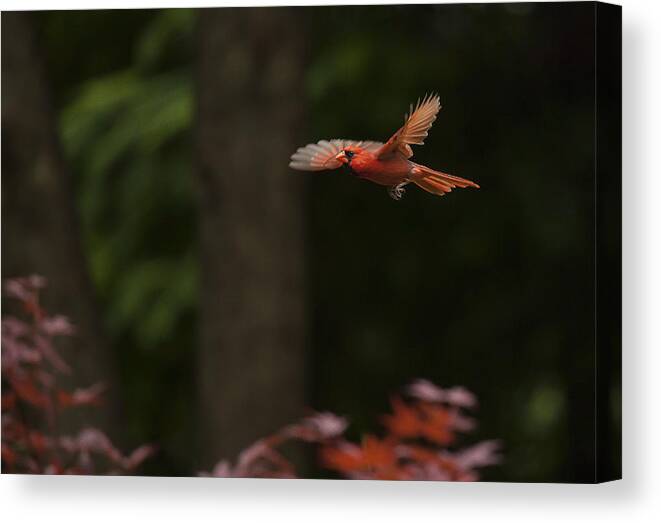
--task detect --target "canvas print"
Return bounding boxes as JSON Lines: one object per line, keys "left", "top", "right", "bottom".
{"left": 1, "top": 2, "right": 621, "bottom": 483}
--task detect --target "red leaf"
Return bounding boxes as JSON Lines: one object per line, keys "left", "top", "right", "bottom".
{"left": 419, "top": 403, "right": 455, "bottom": 446}
{"left": 320, "top": 442, "right": 364, "bottom": 473}
{"left": 1, "top": 443, "right": 17, "bottom": 467}
{"left": 361, "top": 436, "right": 397, "bottom": 470}
{"left": 381, "top": 397, "right": 422, "bottom": 439}
{"left": 57, "top": 383, "right": 105, "bottom": 408}
{"left": 11, "top": 378, "right": 49, "bottom": 409}
{"left": 2, "top": 392, "right": 17, "bottom": 410}
{"left": 28, "top": 431, "right": 51, "bottom": 454}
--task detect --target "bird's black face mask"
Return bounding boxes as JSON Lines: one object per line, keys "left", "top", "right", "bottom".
{"left": 342, "top": 150, "right": 356, "bottom": 175}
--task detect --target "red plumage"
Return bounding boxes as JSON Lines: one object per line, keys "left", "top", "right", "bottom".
{"left": 289, "top": 94, "right": 479, "bottom": 200}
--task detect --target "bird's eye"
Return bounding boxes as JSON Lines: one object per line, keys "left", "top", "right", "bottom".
{"left": 344, "top": 150, "right": 355, "bottom": 159}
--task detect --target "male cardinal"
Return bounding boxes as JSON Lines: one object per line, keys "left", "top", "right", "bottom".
{"left": 289, "top": 93, "right": 479, "bottom": 200}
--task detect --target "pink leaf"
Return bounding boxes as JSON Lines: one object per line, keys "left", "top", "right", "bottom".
{"left": 453, "top": 440, "right": 502, "bottom": 470}
{"left": 445, "top": 387, "right": 478, "bottom": 409}
{"left": 123, "top": 445, "right": 156, "bottom": 470}
{"left": 59, "top": 383, "right": 106, "bottom": 408}
{"left": 406, "top": 379, "right": 446, "bottom": 403}
{"left": 40, "top": 315, "right": 75, "bottom": 336}
{"left": 287, "top": 412, "right": 348, "bottom": 441}
{"left": 208, "top": 460, "right": 233, "bottom": 477}
{"left": 33, "top": 334, "right": 71, "bottom": 374}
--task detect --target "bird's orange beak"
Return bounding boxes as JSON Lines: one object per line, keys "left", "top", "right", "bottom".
{"left": 335, "top": 151, "right": 348, "bottom": 164}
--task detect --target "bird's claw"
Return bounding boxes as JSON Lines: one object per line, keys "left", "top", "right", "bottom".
{"left": 389, "top": 183, "right": 407, "bottom": 201}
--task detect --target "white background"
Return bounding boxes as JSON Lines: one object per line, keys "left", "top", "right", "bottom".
{"left": 1, "top": 0, "right": 659, "bottom": 521}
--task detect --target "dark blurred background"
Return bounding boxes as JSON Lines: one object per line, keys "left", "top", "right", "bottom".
{"left": 1, "top": 3, "right": 620, "bottom": 482}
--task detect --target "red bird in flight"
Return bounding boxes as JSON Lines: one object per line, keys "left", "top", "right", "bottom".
{"left": 289, "top": 94, "right": 479, "bottom": 200}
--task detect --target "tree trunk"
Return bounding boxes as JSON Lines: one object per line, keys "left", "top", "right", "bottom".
{"left": 1, "top": 12, "right": 117, "bottom": 430}
{"left": 194, "top": 7, "right": 307, "bottom": 466}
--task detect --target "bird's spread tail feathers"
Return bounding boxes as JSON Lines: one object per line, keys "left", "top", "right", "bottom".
{"left": 410, "top": 164, "right": 479, "bottom": 196}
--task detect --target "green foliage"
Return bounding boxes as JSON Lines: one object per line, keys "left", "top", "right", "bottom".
{"left": 48, "top": 9, "right": 197, "bottom": 474}
{"left": 58, "top": 10, "right": 195, "bottom": 351}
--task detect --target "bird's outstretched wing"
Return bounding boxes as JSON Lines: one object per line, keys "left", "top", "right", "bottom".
{"left": 377, "top": 93, "right": 441, "bottom": 159}
{"left": 289, "top": 139, "right": 383, "bottom": 171}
